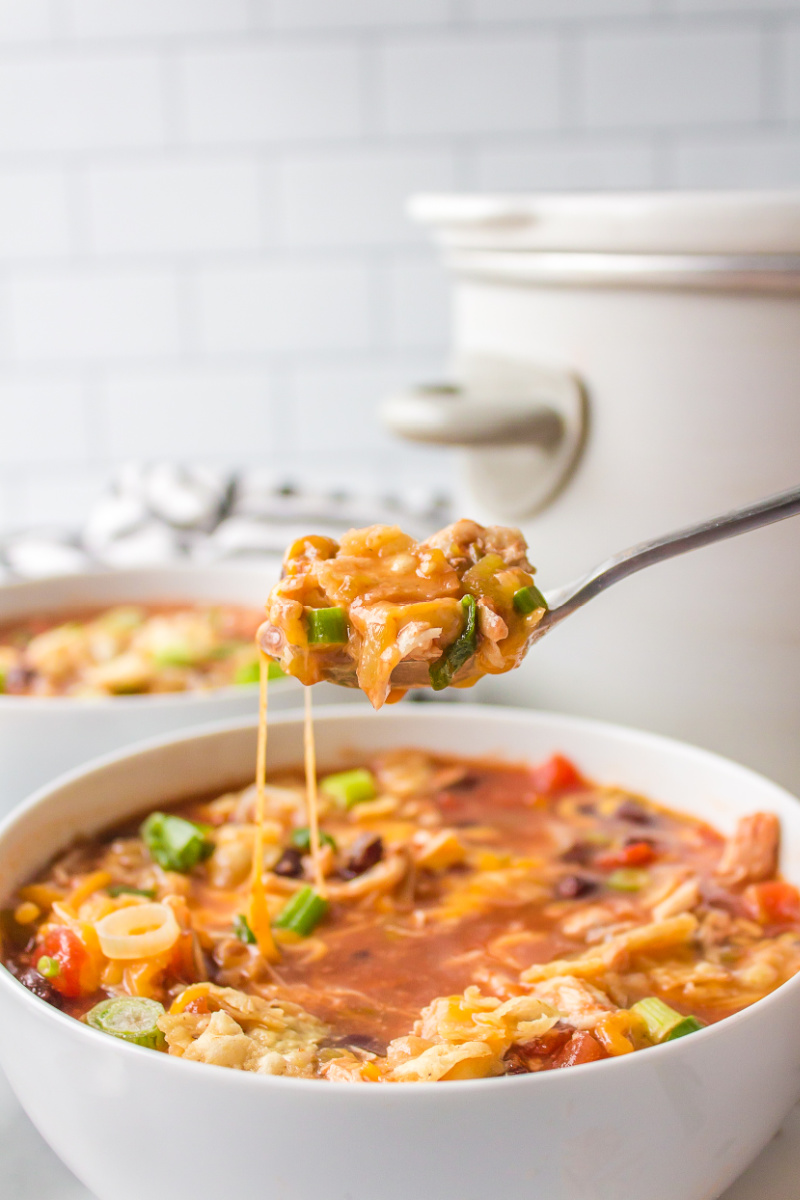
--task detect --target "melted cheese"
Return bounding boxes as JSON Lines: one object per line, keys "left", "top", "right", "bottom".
{"left": 247, "top": 651, "right": 279, "bottom": 961}
{"left": 303, "top": 688, "right": 326, "bottom": 895}
{"left": 248, "top": 651, "right": 326, "bottom": 960}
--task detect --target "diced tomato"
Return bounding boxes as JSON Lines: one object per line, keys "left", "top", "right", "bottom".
{"left": 746, "top": 881, "right": 800, "bottom": 925}
{"left": 530, "top": 755, "right": 585, "bottom": 796}
{"left": 552, "top": 1031, "right": 608, "bottom": 1069}
{"left": 596, "top": 841, "right": 657, "bottom": 870}
{"left": 39, "top": 927, "right": 90, "bottom": 998}
{"left": 184, "top": 997, "right": 210, "bottom": 1016}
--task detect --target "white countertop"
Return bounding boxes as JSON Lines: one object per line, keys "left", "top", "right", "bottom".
{"left": 2, "top": 1064, "right": 798, "bottom": 1200}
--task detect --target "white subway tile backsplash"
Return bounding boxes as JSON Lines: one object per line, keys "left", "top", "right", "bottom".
{"left": 65, "top": 0, "right": 251, "bottom": 38}
{"left": 581, "top": 25, "right": 763, "bottom": 128}
{"left": 280, "top": 148, "right": 458, "bottom": 247}
{"left": 0, "top": 170, "right": 72, "bottom": 258}
{"left": 271, "top": 0, "right": 451, "bottom": 28}
{"left": 194, "top": 260, "right": 372, "bottom": 355}
{"left": 378, "top": 32, "right": 561, "bottom": 135}
{"left": 85, "top": 157, "right": 265, "bottom": 254}
{"left": 385, "top": 255, "right": 451, "bottom": 350}
{"left": 0, "top": 378, "right": 89, "bottom": 465}
{"left": 472, "top": 137, "right": 657, "bottom": 190}
{"left": 178, "top": 45, "right": 362, "bottom": 145}
{"left": 289, "top": 355, "right": 444, "bottom": 455}
{"left": 0, "top": 53, "right": 166, "bottom": 153}
{"left": 9, "top": 269, "right": 182, "bottom": 362}
{"left": 0, "top": 2, "right": 794, "bottom": 535}
{"left": 104, "top": 368, "right": 272, "bottom": 461}
{"left": 672, "top": 132, "right": 800, "bottom": 187}
{"left": 0, "top": 1, "right": 52, "bottom": 41}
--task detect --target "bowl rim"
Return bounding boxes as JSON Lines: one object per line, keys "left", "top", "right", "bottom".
{"left": 0, "top": 563, "right": 278, "bottom": 709}
{"left": 1, "top": 702, "right": 799, "bottom": 1095}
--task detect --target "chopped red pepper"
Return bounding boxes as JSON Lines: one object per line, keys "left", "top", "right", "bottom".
{"left": 530, "top": 755, "right": 585, "bottom": 796}
{"left": 39, "top": 927, "right": 89, "bottom": 998}
{"left": 596, "top": 841, "right": 657, "bottom": 870}
{"left": 746, "top": 881, "right": 800, "bottom": 925}
{"left": 552, "top": 1031, "right": 608, "bottom": 1068}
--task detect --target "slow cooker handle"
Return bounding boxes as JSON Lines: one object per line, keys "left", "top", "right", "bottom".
{"left": 381, "top": 357, "right": 588, "bottom": 519}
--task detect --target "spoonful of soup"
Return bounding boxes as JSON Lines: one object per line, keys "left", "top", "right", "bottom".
{"left": 259, "top": 484, "right": 800, "bottom": 709}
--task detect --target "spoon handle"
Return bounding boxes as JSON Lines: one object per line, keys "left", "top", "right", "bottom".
{"left": 545, "top": 483, "right": 800, "bottom": 625}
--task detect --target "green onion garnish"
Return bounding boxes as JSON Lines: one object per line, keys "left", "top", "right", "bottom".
{"left": 290, "top": 827, "right": 337, "bottom": 853}
{"left": 513, "top": 585, "right": 548, "bottom": 615}
{"left": 320, "top": 768, "right": 377, "bottom": 810}
{"left": 36, "top": 955, "right": 61, "bottom": 979}
{"left": 274, "top": 886, "right": 328, "bottom": 937}
{"left": 140, "top": 812, "right": 213, "bottom": 873}
{"left": 151, "top": 643, "right": 196, "bottom": 667}
{"left": 631, "top": 997, "right": 706, "bottom": 1044}
{"left": 86, "top": 996, "right": 166, "bottom": 1049}
{"left": 233, "top": 913, "right": 256, "bottom": 945}
{"left": 107, "top": 884, "right": 157, "bottom": 899}
{"left": 429, "top": 594, "right": 477, "bottom": 691}
{"left": 306, "top": 607, "right": 348, "bottom": 645}
{"left": 607, "top": 867, "right": 650, "bottom": 892}
{"left": 234, "top": 659, "right": 260, "bottom": 685}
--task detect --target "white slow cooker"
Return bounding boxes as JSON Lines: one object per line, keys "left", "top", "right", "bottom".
{"left": 385, "top": 191, "right": 800, "bottom": 790}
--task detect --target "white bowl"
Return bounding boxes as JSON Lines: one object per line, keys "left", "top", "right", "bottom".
{"left": 0, "top": 565, "right": 351, "bottom": 813}
{"left": 0, "top": 704, "right": 799, "bottom": 1200}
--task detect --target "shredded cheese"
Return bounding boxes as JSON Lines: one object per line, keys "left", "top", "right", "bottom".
{"left": 303, "top": 687, "right": 326, "bottom": 895}
{"left": 247, "top": 651, "right": 280, "bottom": 961}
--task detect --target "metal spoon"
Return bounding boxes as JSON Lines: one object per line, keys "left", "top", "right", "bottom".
{"left": 264, "top": 484, "right": 800, "bottom": 691}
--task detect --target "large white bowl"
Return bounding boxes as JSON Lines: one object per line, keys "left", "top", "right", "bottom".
{"left": 0, "top": 565, "right": 350, "bottom": 813}
{"left": 0, "top": 705, "right": 799, "bottom": 1200}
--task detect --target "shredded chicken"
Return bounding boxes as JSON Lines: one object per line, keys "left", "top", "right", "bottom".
{"left": 715, "top": 813, "right": 780, "bottom": 886}
{"left": 529, "top": 975, "right": 616, "bottom": 1030}
{"left": 159, "top": 984, "right": 326, "bottom": 1077}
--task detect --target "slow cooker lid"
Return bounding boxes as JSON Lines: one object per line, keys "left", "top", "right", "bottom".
{"left": 411, "top": 191, "right": 800, "bottom": 257}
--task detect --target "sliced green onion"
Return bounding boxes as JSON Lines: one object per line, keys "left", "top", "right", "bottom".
{"left": 107, "top": 884, "right": 156, "bottom": 900}
{"left": 607, "top": 867, "right": 650, "bottom": 892}
{"left": 151, "top": 643, "right": 197, "bottom": 668}
{"left": 513, "top": 584, "right": 548, "bottom": 615}
{"left": 36, "top": 955, "right": 61, "bottom": 979}
{"left": 429, "top": 594, "right": 477, "bottom": 691}
{"left": 86, "top": 996, "right": 166, "bottom": 1049}
{"left": 140, "top": 812, "right": 213, "bottom": 873}
{"left": 234, "top": 659, "right": 260, "bottom": 685}
{"left": 306, "top": 607, "right": 348, "bottom": 645}
{"left": 320, "top": 768, "right": 377, "bottom": 809}
{"left": 234, "top": 657, "right": 284, "bottom": 684}
{"left": 233, "top": 913, "right": 256, "bottom": 945}
{"left": 290, "top": 827, "right": 337, "bottom": 853}
{"left": 631, "top": 997, "right": 706, "bottom": 1044}
{"left": 665, "top": 1016, "right": 705, "bottom": 1041}
{"left": 274, "top": 886, "right": 328, "bottom": 937}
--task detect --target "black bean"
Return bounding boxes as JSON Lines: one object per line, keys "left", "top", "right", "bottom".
{"left": 561, "top": 841, "right": 596, "bottom": 866}
{"left": 4, "top": 666, "right": 36, "bottom": 695}
{"left": 17, "top": 968, "right": 63, "bottom": 1009}
{"left": 340, "top": 834, "right": 383, "bottom": 880}
{"left": 447, "top": 773, "right": 481, "bottom": 792}
{"left": 273, "top": 848, "right": 303, "bottom": 878}
{"left": 556, "top": 874, "right": 597, "bottom": 900}
{"left": 616, "top": 799, "right": 652, "bottom": 825}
